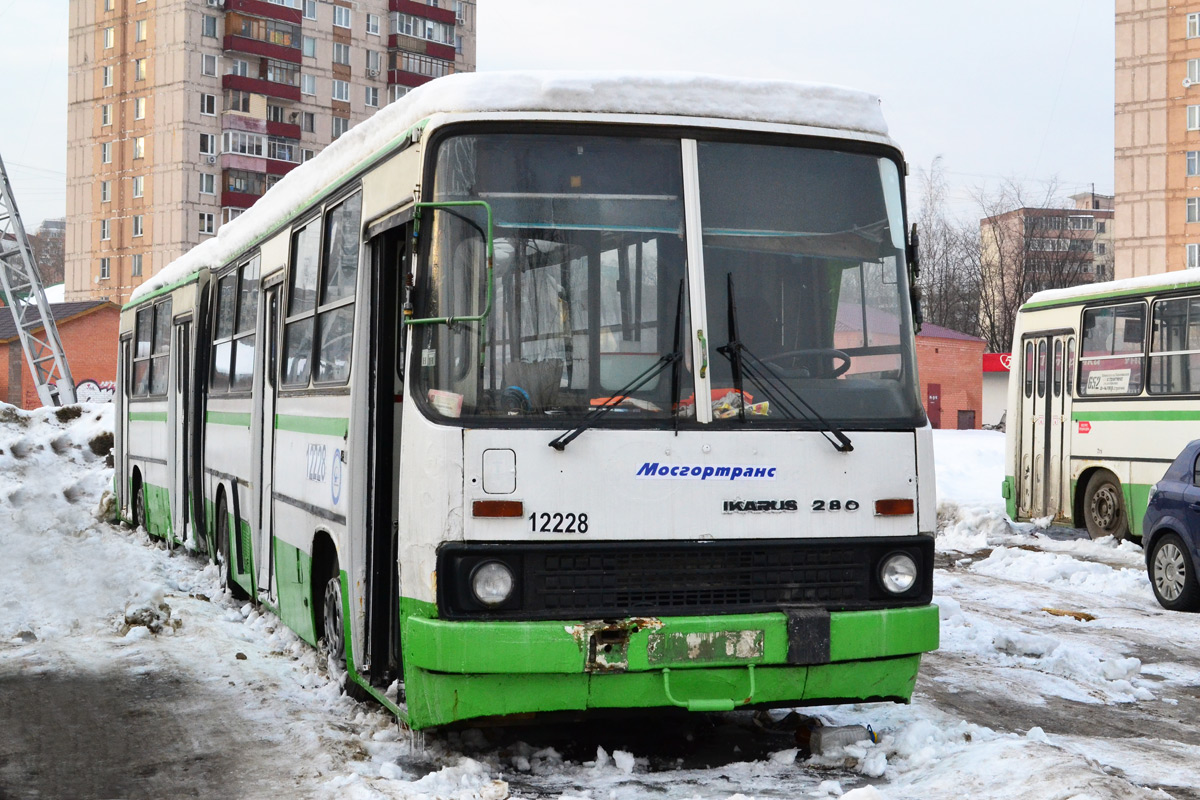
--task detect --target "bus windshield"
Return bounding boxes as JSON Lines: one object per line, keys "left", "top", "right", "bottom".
{"left": 414, "top": 130, "right": 924, "bottom": 428}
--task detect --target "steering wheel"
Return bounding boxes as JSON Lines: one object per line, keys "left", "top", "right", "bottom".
{"left": 761, "top": 348, "right": 852, "bottom": 378}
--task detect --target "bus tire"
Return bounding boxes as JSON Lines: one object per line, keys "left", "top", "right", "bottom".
{"left": 320, "top": 556, "right": 370, "bottom": 701}
{"left": 1083, "top": 471, "right": 1129, "bottom": 541}
{"left": 1149, "top": 532, "right": 1200, "bottom": 611}
{"left": 132, "top": 475, "right": 146, "bottom": 533}
{"left": 216, "top": 494, "right": 249, "bottom": 600}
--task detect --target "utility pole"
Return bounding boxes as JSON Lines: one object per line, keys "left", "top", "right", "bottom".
{"left": 0, "top": 153, "right": 75, "bottom": 406}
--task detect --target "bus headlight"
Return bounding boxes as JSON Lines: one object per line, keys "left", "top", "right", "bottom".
{"left": 879, "top": 552, "right": 918, "bottom": 594}
{"left": 470, "top": 560, "right": 514, "bottom": 606}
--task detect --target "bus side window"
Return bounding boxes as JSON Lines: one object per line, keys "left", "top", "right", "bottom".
{"left": 150, "top": 299, "right": 172, "bottom": 396}
{"left": 1037, "top": 340, "right": 1047, "bottom": 398}
{"left": 133, "top": 306, "right": 153, "bottom": 397}
{"left": 1066, "top": 338, "right": 1075, "bottom": 396}
{"left": 1053, "top": 339, "right": 1063, "bottom": 397}
{"left": 1024, "top": 341, "right": 1034, "bottom": 398}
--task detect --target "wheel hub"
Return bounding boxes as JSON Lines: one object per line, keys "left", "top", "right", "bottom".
{"left": 1090, "top": 486, "right": 1118, "bottom": 530}
{"left": 1155, "top": 543, "right": 1186, "bottom": 601}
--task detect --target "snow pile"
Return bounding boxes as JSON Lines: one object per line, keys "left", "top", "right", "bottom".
{"left": 971, "top": 545, "right": 1150, "bottom": 601}
{"left": 132, "top": 70, "right": 888, "bottom": 303}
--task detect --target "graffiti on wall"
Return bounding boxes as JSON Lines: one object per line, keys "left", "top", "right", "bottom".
{"left": 72, "top": 380, "right": 116, "bottom": 404}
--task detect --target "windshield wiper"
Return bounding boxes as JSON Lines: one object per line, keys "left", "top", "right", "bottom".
{"left": 716, "top": 274, "right": 853, "bottom": 453}
{"left": 550, "top": 280, "right": 685, "bottom": 451}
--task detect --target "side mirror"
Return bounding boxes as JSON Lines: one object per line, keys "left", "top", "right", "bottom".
{"left": 405, "top": 200, "right": 494, "bottom": 327}
{"left": 908, "top": 223, "right": 922, "bottom": 334}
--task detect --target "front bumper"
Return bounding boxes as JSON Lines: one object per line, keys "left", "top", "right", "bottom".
{"left": 401, "top": 604, "right": 939, "bottom": 729}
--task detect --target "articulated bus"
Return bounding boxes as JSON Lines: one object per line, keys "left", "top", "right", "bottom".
{"left": 1006, "top": 271, "right": 1200, "bottom": 542}
{"left": 115, "top": 72, "right": 939, "bottom": 729}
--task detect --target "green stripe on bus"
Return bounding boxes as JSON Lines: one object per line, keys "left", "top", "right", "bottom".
{"left": 1020, "top": 277, "right": 1200, "bottom": 311}
{"left": 128, "top": 411, "right": 168, "bottom": 422}
{"left": 206, "top": 411, "right": 252, "bottom": 427}
{"left": 1072, "top": 410, "right": 1200, "bottom": 422}
{"left": 275, "top": 414, "right": 349, "bottom": 437}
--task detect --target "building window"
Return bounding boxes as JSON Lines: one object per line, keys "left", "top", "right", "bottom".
{"left": 135, "top": 19, "right": 147, "bottom": 42}
{"left": 104, "top": 0, "right": 114, "bottom": 11}
{"left": 266, "top": 103, "right": 285, "bottom": 123}
{"left": 200, "top": 173, "right": 216, "bottom": 195}
{"left": 99, "top": 258, "right": 110, "bottom": 280}
{"left": 199, "top": 213, "right": 215, "bottom": 235}
{"left": 1096, "top": 220, "right": 1106, "bottom": 234}
{"left": 303, "top": 0, "right": 316, "bottom": 20}
{"left": 302, "top": 148, "right": 315, "bottom": 162}
{"left": 134, "top": 58, "right": 146, "bottom": 81}
{"left": 222, "top": 131, "right": 264, "bottom": 156}
{"left": 132, "top": 215, "right": 144, "bottom": 237}
{"left": 1191, "top": 13, "right": 1200, "bottom": 39}
{"left": 1190, "top": 243, "right": 1200, "bottom": 268}
{"left": 367, "top": 13, "right": 380, "bottom": 35}
{"left": 134, "top": 97, "right": 146, "bottom": 119}
{"left": 101, "top": 103, "right": 112, "bottom": 126}
{"left": 456, "top": 1, "right": 466, "bottom": 22}
{"left": 1191, "top": 198, "right": 1200, "bottom": 223}
{"left": 100, "top": 181, "right": 111, "bottom": 203}
{"left": 201, "top": 93, "right": 217, "bottom": 115}
{"left": 389, "top": 12, "right": 454, "bottom": 45}
{"left": 203, "top": 14, "right": 218, "bottom": 38}
{"left": 265, "top": 59, "right": 299, "bottom": 86}
{"left": 300, "top": 111, "right": 315, "bottom": 132}
{"left": 199, "top": 132, "right": 216, "bottom": 156}
{"left": 301, "top": 73, "right": 316, "bottom": 95}
{"left": 100, "top": 219, "right": 111, "bottom": 240}
{"left": 102, "top": 65, "right": 113, "bottom": 87}
{"left": 302, "top": 36, "right": 316, "bottom": 58}
{"left": 1095, "top": 242, "right": 1107, "bottom": 256}
{"left": 367, "top": 50, "right": 382, "bottom": 74}
{"left": 333, "top": 42, "right": 351, "bottom": 66}
{"left": 333, "top": 6, "right": 351, "bottom": 28}
{"left": 394, "top": 51, "right": 453, "bottom": 79}
{"left": 1067, "top": 215, "right": 1094, "bottom": 230}
{"left": 390, "top": 85, "right": 409, "bottom": 102}
{"left": 332, "top": 116, "right": 349, "bottom": 139}
{"left": 132, "top": 175, "right": 144, "bottom": 198}
{"left": 133, "top": 136, "right": 145, "bottom": 159}
{"left": 132, "top": 254, "right": 143, "bottom": 277}
{"left": 332, "top": 79, "right": 349, "bottom": 102}
{"left": 229, "top": 59, "right": 250, "bottom": 77}
{"left": 365, "top": 86, "right": 379, "bottom": 107}
{"left": 202, "top": 53, "right": 218, "bottom": 76}
{"left": 101, "top": 142, "right": 112, "bottom": 163}
{"left": 1190, "top": 105, "right": 1200, "bottom": 131}
{"left": 1191, "top": 60, "right": 1200, "bottom": 86}
{"left": 456, "top": 34, "right": 463, "bottom": 54}
{"left": 103, "top": 27, "right": 114, "bottom": 49}
{"left": 223, "top": 208, "right": 243, "bottom": 224}
{"left": 1190, "top": 152, "right": 1200, "bottom": 177}
{"left": 224, "top": 90, "right": 252, "bottom": 113}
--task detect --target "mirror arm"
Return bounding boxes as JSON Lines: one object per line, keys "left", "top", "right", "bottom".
{"left": 403, "top": 199, "right": 495, "bottom": 327}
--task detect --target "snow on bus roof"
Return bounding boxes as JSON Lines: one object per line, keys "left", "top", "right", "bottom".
{"left": 130, "top": 70, "right": 890, "bottom": 303}
{"left": 1024, "top": 268, "right": 1200, "bottom": 308}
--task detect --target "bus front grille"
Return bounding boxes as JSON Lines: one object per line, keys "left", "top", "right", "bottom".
{"left": 437, "top": 536, "right": 934, "bottom": 621}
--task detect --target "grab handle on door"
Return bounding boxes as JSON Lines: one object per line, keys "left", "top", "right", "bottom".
{"left": 1189, "top": 502, "right": 1200, "bottom": 512}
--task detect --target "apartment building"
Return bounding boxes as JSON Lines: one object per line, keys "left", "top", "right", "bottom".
{"left": 65, "top": 0, "right": 477, "bottom": 304}
{"left": 1113, "top": 1, "right": 1200, "bottom": 279}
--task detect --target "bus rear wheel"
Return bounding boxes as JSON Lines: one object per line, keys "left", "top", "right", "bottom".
{"left": 1083, "top": 471, "right": 1129, "bottom": 541}
{"left": 132, "top": 479, "right": 146, "bottom": 532}
{"left": 216, "top": 496, "right": 249, "bottom": 600}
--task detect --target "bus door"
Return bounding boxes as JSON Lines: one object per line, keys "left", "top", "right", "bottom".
{"left": 171, "top": 319, "right": 191, "bottom": 544}
{"left": 255, "top": 284, "right": 282, "bottom": 604}
{"left": 1022, "top": 332, "right": 1073, "bottom": 520}
{"left": 117, "top": 334, "right": 131, "bottom": 516}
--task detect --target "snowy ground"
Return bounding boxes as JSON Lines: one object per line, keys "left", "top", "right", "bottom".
{"left": 2, "top": 409, "right": 1198, "bottom": 799}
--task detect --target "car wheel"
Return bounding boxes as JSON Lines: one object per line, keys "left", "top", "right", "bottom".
{"left": 1083, "top": 472, "right": 1130, "bottom": 541}
{"left": 1149, "top": 532, "right": 1200, "bottom": 611}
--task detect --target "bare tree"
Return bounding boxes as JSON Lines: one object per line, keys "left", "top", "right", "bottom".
{"left": 914, "top": 158, "right": 979, "bottom": 336}
{"left": 971, "top": 179, "right": 1096, "bottom": 353}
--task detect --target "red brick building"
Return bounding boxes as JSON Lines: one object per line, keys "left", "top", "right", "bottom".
{"left": 916, "top": 323, "right": 986, "bottom": 429}
{"left": 0, "top": 301, "right": 120, "bottom": 409}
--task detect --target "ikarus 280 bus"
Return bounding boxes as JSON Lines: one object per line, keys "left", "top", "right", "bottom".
{"left": 115, "top": 71, "right": 939, "bottom": 729}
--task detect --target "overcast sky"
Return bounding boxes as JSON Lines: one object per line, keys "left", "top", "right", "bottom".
{"left": 0, "top": 0, "right": 1113, "bottom": 228}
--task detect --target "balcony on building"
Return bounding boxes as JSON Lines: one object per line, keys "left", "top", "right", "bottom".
{"left": 387, "top": 49, "right": 454, "bottom": 89}
{"left": 224, "top": 0, "right": 303, "bottom": 24}
{"left": 222, "top": 166, "right": 286, "bottom": 210}
{"left": 224, "top": 13, "right": 302, "bottom": 64}
{"left": 388, "top": 5, "right": 456, "bottom": 62}
{"left": 222, "top": 58, "right": 301, "bottom": 103}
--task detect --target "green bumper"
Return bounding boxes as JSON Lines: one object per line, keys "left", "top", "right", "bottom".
{"left": 401, "top": 605, "right": 939, "bottom": 729}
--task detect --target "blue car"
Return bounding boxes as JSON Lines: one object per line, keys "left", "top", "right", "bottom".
{"left": 1144, "top": 439, "right": 1200, "bottom": 611}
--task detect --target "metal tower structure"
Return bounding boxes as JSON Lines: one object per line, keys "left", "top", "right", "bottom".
{"left": 0, "top": 153, "right": 75, "bottom": 407}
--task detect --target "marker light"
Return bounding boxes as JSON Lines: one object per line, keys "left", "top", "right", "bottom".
{"left": 472, "top": 500, "right": 523, "bottom": 518}
{"left": 471, "top": 561, "right": 515, "bottom": 606}
{"left": 879, "top": 552, "right": 918, "bottom": 595}
{"left": 875, "top": 498, "right": 915, "bottom": 516}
